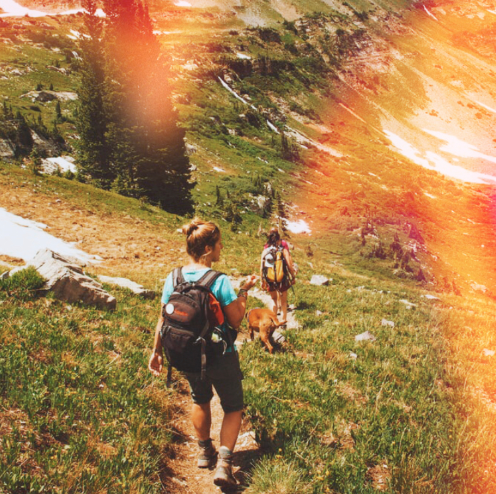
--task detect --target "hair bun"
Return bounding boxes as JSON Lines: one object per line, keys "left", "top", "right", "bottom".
{"left": 182, "top": 218, "right": 203, "bottom": 237}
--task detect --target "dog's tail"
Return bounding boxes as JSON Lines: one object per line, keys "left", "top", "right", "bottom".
{"left": 270, "top": 314, "right": 286, "bottom": 327}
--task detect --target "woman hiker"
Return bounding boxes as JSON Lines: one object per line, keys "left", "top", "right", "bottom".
{"left": 260, "top": 228, "right": 297, "bottom": 325}
{"left": 149, "top": 218, "right": 258, "bottom": 488}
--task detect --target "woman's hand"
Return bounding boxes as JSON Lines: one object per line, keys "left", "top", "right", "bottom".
{"left": 241, "top": 274, "right": 259, "bottom": 291}
{"left": 148, "top": 351, "right": 163, "bottom": 376}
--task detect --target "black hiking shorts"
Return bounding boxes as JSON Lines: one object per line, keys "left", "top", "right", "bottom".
{"left": 183, "top": 351, "right": 244, "bottom": 413}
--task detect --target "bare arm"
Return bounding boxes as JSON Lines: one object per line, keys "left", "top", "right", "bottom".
{"left": 148, "top": 304, "right": 165, "bottom": 376}
{"left": 223, "top": 275, "right": 258, "bottom": 328}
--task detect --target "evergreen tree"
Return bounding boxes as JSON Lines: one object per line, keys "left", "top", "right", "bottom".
{"left": 76, "top": 0, "right": 111, "bottom": 187}
{"left": 55, "top": 101, "right": 62, "bottom": 120}
{"left": 102, "top": 0, "right": 193, "bottom": 213}
{"left": 75, "top": 0, "right": 193, "bottom": 212}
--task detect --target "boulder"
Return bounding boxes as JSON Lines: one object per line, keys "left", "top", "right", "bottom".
{"left": 310, "top": 274, "right": 330, "bottom": 286}
{"left": 98, "top": 275, "right": 155, "bottom": 300}
{"left": 355, "top": 331, "right": 376, "bottom": 342}
{"left": 185, "top": 142, "right": 197, "bottom": 156}
{"left": 28, "top": 249, "right": 116, "bottom": 310}
{"left": 381, "top": 319, "right": 395, "bottom": 328}
{"left": 0, "top": 138, "right": 15, "bottom": 159}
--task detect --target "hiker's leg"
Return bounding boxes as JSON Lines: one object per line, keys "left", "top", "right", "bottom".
{"left": 269, "top": 290, "right": 278, "bottom": 313}
{"left": 192, "top": 402, "right": 211, "bottom": 441}
{"left": 280, "top": 289, "right": 288, "bottom": 323}
{"left": 219, "top": 410, "right": 243, "bottom": 451}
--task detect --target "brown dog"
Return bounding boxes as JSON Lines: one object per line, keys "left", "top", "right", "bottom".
{"left": 246, "top": 308, "right": 284, "bottom": 354}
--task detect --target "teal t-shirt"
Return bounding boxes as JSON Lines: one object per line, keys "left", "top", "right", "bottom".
{"left": 161, "top": 267, "right": 238, "bottom": 351}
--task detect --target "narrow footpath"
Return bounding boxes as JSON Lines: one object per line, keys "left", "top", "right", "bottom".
{"left": 164, "top": 282, "right": 299, "bottom": 493}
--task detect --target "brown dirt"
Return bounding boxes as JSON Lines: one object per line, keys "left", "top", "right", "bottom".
{"left": 164, "top": 376, "right": 259, "bottom": 494}
{"left": 0, "top": 185, "right": 187, "bottom": 278}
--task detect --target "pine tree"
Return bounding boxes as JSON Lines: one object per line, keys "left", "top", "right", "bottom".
{"left": 76, "top": 0, "right": 111, "bottom": 187}
{"left": 102, "top": 0, "right": 193, "bottom": 212}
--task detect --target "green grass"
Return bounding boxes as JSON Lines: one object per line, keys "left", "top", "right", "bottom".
{"left": 241, "top": 279, "right": 493, "bottom": 493}
{"left": 0, "top": 276, "right": 173, "bottom": 493}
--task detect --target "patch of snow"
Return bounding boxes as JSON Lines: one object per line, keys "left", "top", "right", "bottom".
{"left": 266, "top": 120, "right": 280, "bottom": 134}
{"left": 424, "top": 192, "right": 436, "bottom": 199}
{"left": 422, "top": 294, "right": 440, "bottom": 300}
{"left": 0, "top": 0, "right": 48, "bottom": 17}
{"left": 217, "top": 77, "right": 257, "bottom": 111}
{"left": 423, "top": 129, "right": 496, "bottom": 164}
{"left": 174, "top": 0, "right": 191, "bottom": 6}
{"left": 424, "top": 6, "right": 438, "bottom": 21}
{"left": 236, "top": 53, "right": 251, "bottom": 60}
{"left": 368, "top": 172, "right": 381, "bottom": 179}
{"left": 473, "top": 100, "right": 496, "bottom": 114}
{"left": 488, "top": 10, "right": 496, "bottom": 16}
{"left": 45, "top": 156, "right": 77, "bottom": 174}
{"left": 212, "top": 166, "right": 225, "bottom": 173}
{"left": 0, "top": 207, "right": 99, "bottom": 263}
{"left": 0, "top": 0, "right": 106, "bottom": 17}
{"left": 384, "top": 130, "right": 496, "bottom": 185}
{"left": 286, "top": 219, "right": 311, "bottom": 234}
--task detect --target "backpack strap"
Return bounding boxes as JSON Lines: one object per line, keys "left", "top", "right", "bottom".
{"left": 195, "top": 269, "right": 224, "bottom": 290}
{"left": 172, "top": 267, "right": 185, "bottom": 288}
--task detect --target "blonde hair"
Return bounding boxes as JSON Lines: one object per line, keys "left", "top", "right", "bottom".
{"left": 182, "top": 217, "right": 221, "bottom": 261}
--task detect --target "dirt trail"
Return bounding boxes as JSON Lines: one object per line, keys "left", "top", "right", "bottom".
{"left": 165, "top": 286, "right": 298, "bottom": 493}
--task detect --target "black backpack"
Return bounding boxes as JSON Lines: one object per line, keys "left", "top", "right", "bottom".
{"left": 160, "top": 268, "right": 230, "bottom": 382}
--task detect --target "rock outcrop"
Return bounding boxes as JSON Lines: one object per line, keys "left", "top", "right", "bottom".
{"left": 27, "top": 249, "right": 116, "bottom": 309}
{"left": 98, "top": 275, "right": 155, "bottom": 299}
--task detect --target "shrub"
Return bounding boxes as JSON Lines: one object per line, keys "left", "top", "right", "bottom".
{"left": 0, "top": 267, "right": 46, "bottom": 301}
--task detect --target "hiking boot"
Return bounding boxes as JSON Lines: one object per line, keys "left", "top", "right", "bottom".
{"left": 197, "top": 439, "right": 217, "bottom": 469}
{"left": 213, "top": 446, "right": 237, "bottom": 488}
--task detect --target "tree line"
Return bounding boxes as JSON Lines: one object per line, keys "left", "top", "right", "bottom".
{"left": 77, "top": 0, "right": 193, "bottom": 214}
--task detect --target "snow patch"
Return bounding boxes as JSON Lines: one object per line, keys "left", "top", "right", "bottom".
{"left": 217, "top": 77, "right": 257, "bottom": 111}
{"left": 212, "top": 166, "right": 225, "bottom": 173}
{"left": 0, "top": 208, "right": 100, "bottom": 263}
{"left": 0, "top": 1, "right": 105, "bottom": 18}
{"left": 44, "top": 156, "right": 77, "bottom": 174}
{"left": 423, "top": 6, "right": 438, "bottom": 21}
{"left": 474, "top": 100, "right": 496, "bottom": 114}
{"left": 424, "top": 192, "right": 436, "bottom": 199}
{"left": 423, "top": 129, "right": 496, "bottom": 164}
{"left": 236, "top": 53, "right": 251, "bottom": 60}
{"left": 384, "top": 130, "right": 496, "bottom": 184}
{"left": 174, "top": 1, "right": 192, "bottom": 6}
{"left": 286, "top": 219, "right": 311, "bottom": 234}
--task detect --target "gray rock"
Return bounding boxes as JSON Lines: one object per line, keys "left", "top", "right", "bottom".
{"left": 185, "top": 143, "right": 197, "bottom": 156}
{"left": 0, "top": 138, "right": 15, "bottom": 158}
{"left": 471, "top": 282, "right": 487, "bottom": 293}
{"left": 483, "top": 349, "right": 495, "bottom": 357}
{"left": 349, "top": 352, "right": 358, "bottom": 360}
{"left": 316, "top": 310, "right": 323, "bottom": 316}
{"left": 272, "top": 331, "right": 285, "bottom": 344}
{"left": 27, "top": 249, "right": 116, "bottom": 310}
{"left": 381, "top": 318, "right": 395, "bottom": 328}
{"left": 355, "top": 331, "right": 376, "bottom": 342}
{"left": 98, "top": 275, "right": 155, "bottom": 299}
{"left": 0, "top": 271, "right": 9, "bottom": 280}
{"left": 310, "top": 275, "right": 330, "bottom": 286}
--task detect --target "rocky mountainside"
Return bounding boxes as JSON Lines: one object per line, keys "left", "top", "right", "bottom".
{"left": 1, "top": 0, "right": 496, "bottom": 297}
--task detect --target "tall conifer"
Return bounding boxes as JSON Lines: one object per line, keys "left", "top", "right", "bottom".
{"left": 76, "top": 0, "right": 111, "bottom": 187}
{"left": 102, "top": 0, "right": 193, "bottom": 212}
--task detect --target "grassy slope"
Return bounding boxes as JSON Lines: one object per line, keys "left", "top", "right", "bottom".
{"left": 2, "top": 1, "right": 496, "bottom": 493}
